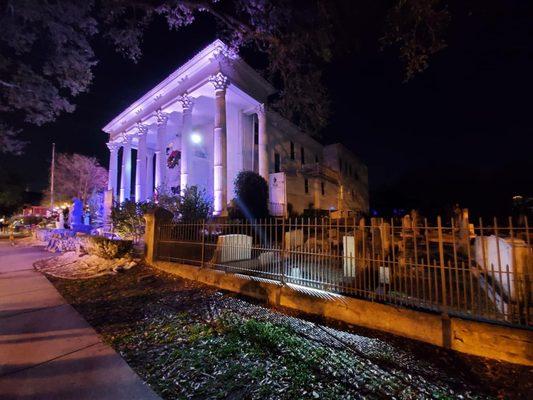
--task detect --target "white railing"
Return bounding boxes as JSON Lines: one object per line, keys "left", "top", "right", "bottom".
{"left": 155, "top": 216, "right": 533, "bottom": 328}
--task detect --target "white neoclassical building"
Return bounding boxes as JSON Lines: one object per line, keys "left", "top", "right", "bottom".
{"left": 103, "top": 40, "right": 368, "bottom": 217}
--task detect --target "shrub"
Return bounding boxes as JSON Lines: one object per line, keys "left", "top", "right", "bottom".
{"left": 232, "top": 171, "right": 269, "bottom": 220}
{"left": 155, "top": 185, "right": 212, "bottom": 221}
{"left": 83, "top": 236, "right": 133, "bottom": 259}
{"left": 111, "top": 200, "right": 154, "bottom": 241}
{"left": 178, "top": 186, "right": 212, "bottom": 220}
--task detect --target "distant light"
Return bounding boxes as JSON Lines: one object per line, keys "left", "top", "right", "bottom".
{"left": 191, "top": 132, "right": 202, "bottom": 144}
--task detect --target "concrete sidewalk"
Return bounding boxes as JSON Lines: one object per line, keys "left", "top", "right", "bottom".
{"left": 0, "top": 241, "right": 159, "bottom": 400}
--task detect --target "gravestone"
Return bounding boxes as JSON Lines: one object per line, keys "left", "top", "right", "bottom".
{"left": 343, "top": 235, "right": 356, "bottom": 277}
{"left": 285, "top": 229, "right": 304, "bottom": 250}
{"left": 474, "top": 235, "right": 531, "bottom": 301}
{"left": 56, "top": 212, "right": 64, "bottom": 229}
{"left": 212, "top": 234, "right": 253, "bottom": 263}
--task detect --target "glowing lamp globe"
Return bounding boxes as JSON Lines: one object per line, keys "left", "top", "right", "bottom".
{"left": 191, "top": 133, "right": 202, "bottom": 144}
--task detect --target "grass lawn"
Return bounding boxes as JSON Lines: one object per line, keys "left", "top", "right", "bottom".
{"left": 47, "top": 264, "right": 531, "bottom": 400}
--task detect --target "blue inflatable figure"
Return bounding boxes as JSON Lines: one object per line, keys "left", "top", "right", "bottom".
{"left": 71, "top": 198, "right": 91, "bottom": 233}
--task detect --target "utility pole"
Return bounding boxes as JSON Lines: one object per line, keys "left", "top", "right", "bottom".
{"left": 50, "top": 143, "right": 55, "bottom": 210}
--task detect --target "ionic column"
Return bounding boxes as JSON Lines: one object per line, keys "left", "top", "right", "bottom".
{"left": 106, "top": 142, "right": 119, "bottom": 195}
{"left": 209, "top": 72, "right": 229, "bottom": 216}
{"left": 119, "top": 134, "right": 132, "bottom": 202}
{"left": 256, "top": 104, "right": 269, "bottom": 182}
{"left": 179, "top": 94, "right": 194, "bottom": 195}
{"left": 155, "top": 110, "right": 168, "bottom": 191}
{"left": 135, "top": 123, "right": 148, "bottom": 202}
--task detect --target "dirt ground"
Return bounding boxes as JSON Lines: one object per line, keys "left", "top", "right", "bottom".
{"left": 47, "top": 263, "right": 532, "bottom": 400}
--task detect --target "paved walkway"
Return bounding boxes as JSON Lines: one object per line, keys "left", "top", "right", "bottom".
{"left": 0, "top": 241, "right": 159, "bottom": 400}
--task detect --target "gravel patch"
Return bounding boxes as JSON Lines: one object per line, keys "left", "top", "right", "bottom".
{"left": 35, "top": 251, "right": 136, "bottom": 279}
{"left": 48, "top": 264, "right": 532, "bottom": 400}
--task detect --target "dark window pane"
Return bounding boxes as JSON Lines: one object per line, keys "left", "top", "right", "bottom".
{"left": 290, "top": 141, "right": 295, "bottom": 160}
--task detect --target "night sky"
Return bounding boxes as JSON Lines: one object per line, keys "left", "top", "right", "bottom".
{"left": 3, "top": 1, "right": 532, "bottom": 218}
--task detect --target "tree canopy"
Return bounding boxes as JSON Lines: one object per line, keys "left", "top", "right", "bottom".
{"left": 1, "top": 0, "right": 449, "bottom": 152}
{"left": 50, "top": 153, "right": 108, "bottom": 206}
{"left": 156, "top": 185, "right": 213, "bottom": 220}
{"left": 232, "top": 171, "right": 269, "bottom": 220}
{"left": 0, "top": 167, "right": 24, "bottom": 216}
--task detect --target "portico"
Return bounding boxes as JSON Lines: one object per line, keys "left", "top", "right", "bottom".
{"left": 103, "top": 40, "right": 369, "bottom": 217}
{"left": 103, "top": 40, "right": 274, "bottom": 215}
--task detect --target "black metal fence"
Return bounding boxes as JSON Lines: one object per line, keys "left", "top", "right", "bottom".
{"left": 155, "top": 216, "right": 532, "bottom": 327}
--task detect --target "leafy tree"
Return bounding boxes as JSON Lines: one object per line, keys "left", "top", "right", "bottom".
{"left": 381, "top": 0, "right": 450, "bottom": 81}
{"left": 155, "top": 184, "right": 212, "bottom": 220}
{"left": 178, "top": 186, "right": 213, "bottom": 221}
{"left": 154, "top": 184, "right": 181, "bottom": 218}
{"left": 50, "top": 153, "right": 107, "bottom": 207}
{"left": 1, "top": 0, "right": 450, "bottom": 152}
{"left": 1, "top": 0, "right": 97, "bottom": 153}
{"left": 232, "top": 171, "right": 269, "bottom": 220}
{"left": 0, "top": 167, "right": 24, "bottom": 216}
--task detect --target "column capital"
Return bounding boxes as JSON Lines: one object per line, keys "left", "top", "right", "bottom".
{"left": 209, "top": 72, "right": 229, "bottom": 92}
{"left": 106, "top": 141, "right": 120, "bottom": 152}
{"left": 120, "top": 133, "right": 132, "bottom": 145}
{"left": 155, "top": 109, "right": 169, "bottom": 126}
{"left": 178, "top": 93, "right": 194, "bottom": 112}
{"left": 255, "top": 103, "right": 266, "bottom": 118}
{"left": 136, "top": 122, "right": 149, "bottom": 136}
{"left": 212, "top": 43, "right": 238, "bottom": 63}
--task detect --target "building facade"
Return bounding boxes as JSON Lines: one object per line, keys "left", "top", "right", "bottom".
{"left": 103, "top": 40, "right": 368, "bottom": 217}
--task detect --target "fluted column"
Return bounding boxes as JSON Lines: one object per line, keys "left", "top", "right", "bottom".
{"left": 155, "top": 110, "right": 168, "bottom": 191}
{"left": 209, "top": 72, "right": 229, "bottom": 216}
{"left": 256, "top": 104, "right": 269, "bottom": 182}
{"left": 135, "top": 123, "right": 148, "bottom": 202}
{"left": 179, "top": 94, "right": 194, "bottom": 195}
{"left": 119, "top": 134, "right": 132, "bottom": 202}
{"left": 106, "top": 142, "right": 119, "bottom": 195}
{"left": 146, "top": 149, "right": 154, "bottom": 199}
